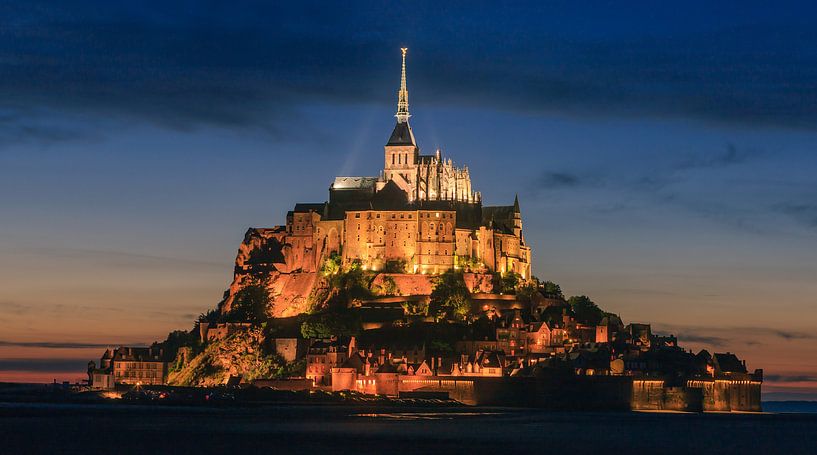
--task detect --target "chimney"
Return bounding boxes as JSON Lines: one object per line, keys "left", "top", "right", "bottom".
{"left": 348, "top": 336, "right": 357, "bottom": 358}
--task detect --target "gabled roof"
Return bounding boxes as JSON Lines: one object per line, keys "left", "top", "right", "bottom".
{"left": 714, "top": 353, "right": 747, "bottom": 373}
{"left": 477, "top": 351, "right": 504, "bottom": 368}
{"left": 386, "top": 121, "right": 416, "bottom": 146}
{"left": 371, "top": 180, "right": 409, "bottom": 210}
{"left": 340, "top": 353, "right": 366, "bottom": 371}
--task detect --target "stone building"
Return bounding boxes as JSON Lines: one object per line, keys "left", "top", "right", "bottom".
{"left": 226, "top": 48, "right": 531, "bottom": 307}
{"left": 109, "top": 346, "right": 168, "bottom": 385}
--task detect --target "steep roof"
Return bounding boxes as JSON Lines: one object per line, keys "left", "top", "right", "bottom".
{"left": 482, "top": 205, "right": 515, "bottom": 234}
{"left": 386, "top": 121, "right": 417, "bottom": 146}
{"left": 375, "top": 362, "right": 399, "bottom": 374}
{"left": 371, "top": 180, "right": 409, "bottom": 210}
{"left": 714, "top": 353, "right": 747, "bottom": 373}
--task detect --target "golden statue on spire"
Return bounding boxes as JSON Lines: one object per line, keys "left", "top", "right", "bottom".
{"left": 396, "top": 48, "right": 410, "bottom": 123}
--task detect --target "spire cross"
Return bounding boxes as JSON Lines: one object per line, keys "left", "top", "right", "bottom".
{"left": 396, "top": 48, "right": 410, "bottom": 123}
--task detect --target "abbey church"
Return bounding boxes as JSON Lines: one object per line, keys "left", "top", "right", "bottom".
{"left": 228, "top": 49, "right": 531, "bottom": 315}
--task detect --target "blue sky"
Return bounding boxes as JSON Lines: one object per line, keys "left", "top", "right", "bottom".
{"left": 1, "top": 1, "right": 816, "bottom": 398}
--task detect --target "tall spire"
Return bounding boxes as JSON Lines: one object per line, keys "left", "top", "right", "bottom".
{"left": 395, "top": 48, "right": 410, "bottom": 123}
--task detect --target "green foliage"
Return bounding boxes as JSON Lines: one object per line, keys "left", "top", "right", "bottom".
{"left": 401, "top": 300, "right": 428, "bottom": 316}
{"left": 383, "top": 259, "right": 408, "bottom": 273}
{"left": 300, "top": 311, "right": 361, "bottom": 339}
{"left": 516, "top": 281, "right": 539, "bottom": 306}
{"left": 541, "top": 280, "right": 564, "bottom": 299}
{"left": 167, "top": 327, "right": 282, "bottom": 386}
{"left": 274, "top": 358, "right": 307, "bottom": 379}
{"left": 372, "top": 275, "right": 400, "bottom": 296}
{"left": 568, "top": 295, "right": 604, "bottom": 326}
{"left": 321, "top": 252, "right": 342, "bottom": 276}
{"left": 161, "top": 329, "right": 200, "bottom": 360}
{"left": 225, "top": 279, "right": 271, "bottom": 324}
{"left": 329, "top": 264, "right": 374, "bottom": 303}
{"left": 428, "top": 340, "right": 454, "bottom": 355}
{"left": 492, "top": 272, "right": 520, "bottom": 294}
{"left": 198, "top": 308, "right": 220, "bottom": 324}
{"left": 429, "top": 269, "right": 471, "bottom": 322}
{"left": 456, "top": 255, "right": 481, "bottom": 271}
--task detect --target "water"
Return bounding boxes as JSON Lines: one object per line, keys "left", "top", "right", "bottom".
{"left": 1, "top": 402, "right": 815, "bottom": 454}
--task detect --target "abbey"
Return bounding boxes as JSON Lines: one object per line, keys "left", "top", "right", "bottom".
{"left": 270, "top": 49, "right": 531, "bottom": 278}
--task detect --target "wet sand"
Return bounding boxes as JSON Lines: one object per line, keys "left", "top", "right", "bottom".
{"left": 1, "top": 402, "right": 816, "bottom": 454}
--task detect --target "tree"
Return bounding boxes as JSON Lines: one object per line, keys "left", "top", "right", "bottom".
{"left": 329, "top": 263, "right": 373, "bottom": 303}
{"left": 321, "top": 252, "right": 342, "bottom": 276}
{"left": 429, "top": 270, "right": 471, "bottom": 322}
{"left": 516, "top": 281, "right": 539, "bottom": 306}
{"left": 226, "top": 280, "right": 271, "bottom": 324}
{"left": 300, "top": 311, "right": 361, "bottom": 339}
{"left": 492, "top": 271, "right": 520, "bottom": 294}
{"left": 198, "top": 308, "right": 220, "bottom": 324}
{"left": 541, "top": 281, "right": 564, "bottom": 299}
{"left": 568, "top": 295, "right": 604, "bottom": 326}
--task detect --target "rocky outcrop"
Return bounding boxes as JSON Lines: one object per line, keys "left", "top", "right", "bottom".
{"left": 222, "top": 227, "right": 319, "bottom": 317}
{"left": 167, "top": 327, "right": 282, "bottom": 386}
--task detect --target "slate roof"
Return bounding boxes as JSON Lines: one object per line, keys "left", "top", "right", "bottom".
{"left": 112, "top": 347, "right": 165, "bottom": 362}
{"left": 714, "top": 353, "right": 747, "bottom": 373}
{"left": 292, "top": 203, "right": 326, "bottom": 213}
{"left": 482, "top": 205, "right": 516, "bottom": 234}
{"left": 370, "top": 180, "right": 409, "bottom": 210}
{"left": 386, "top": 121, "right": 417, "bottom": 146}
{"left": 476, "top": 351, "right": 504, "bottom": 368}
{"left": 376, "top": 362, "right": 399, "bottom": 374}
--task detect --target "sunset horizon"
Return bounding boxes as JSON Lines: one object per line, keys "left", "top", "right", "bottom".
{"left": 2, "top": 1, "right": 817, "bottom": 406}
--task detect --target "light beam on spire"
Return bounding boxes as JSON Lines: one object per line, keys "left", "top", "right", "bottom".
{"left": 396, "top": 48, "right": 410, "bottom": 123}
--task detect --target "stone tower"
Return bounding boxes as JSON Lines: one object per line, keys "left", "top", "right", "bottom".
{"left": 383, "top": 48, "right": 420, "bottom": 197}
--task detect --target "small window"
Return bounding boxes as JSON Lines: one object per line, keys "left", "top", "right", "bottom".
{"left": 355, "top": 213, "right": 360, "bottom": 218}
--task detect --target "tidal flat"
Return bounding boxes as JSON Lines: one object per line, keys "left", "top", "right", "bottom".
{"left": 1, "top": 402, "right": 816, "bottom": 454}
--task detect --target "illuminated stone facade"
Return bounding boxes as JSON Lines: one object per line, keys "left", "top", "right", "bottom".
{"left": 281, "top": 50, "right": 531, "bottom": 277}
{"left": 224, "top": 49, "right": 532, "bottom": 315}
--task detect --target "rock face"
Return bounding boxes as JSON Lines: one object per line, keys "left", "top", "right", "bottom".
{"left": 167, "top": 327, "right": 281, "bottom": 386}
{"left": 221, "top": 228, "right": 500, "bottom": 318}
{"left": 222, "top": 228, "right": 322, "bottom": 317}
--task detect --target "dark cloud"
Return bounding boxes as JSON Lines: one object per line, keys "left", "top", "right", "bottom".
{"left": 537, "top": 172, "right": 583, "bottom": 189}
{"left": 673, "top": 144, "right": 755, "bottom": 172}
{"left": 22, "top": 247, "right": 225, "bottom": 270}
{"left": 0, "top": 301, "right": 30, "bottom": 315}
{"left": 0, "top": 358, "right": 90, "bottom": 372}
{"left": 2, "top": 1, "right": 817, "bottom": 145}
{"left": 775, "top": 203, "right": 817, "bottom": 229}
{"left": 765, "top": 374, "right": 817, "bottom": 383}
{"left": 0, "top": 340, "right": 147, "bottom": 349}
{"left": 675, "top": 334, "right": 728, "bottom": 347}
{"left": 0, "top": 113, "right": 91, "bottom": 148}
{"left": 656, "top": 324, "right": 817, "bottom": 346}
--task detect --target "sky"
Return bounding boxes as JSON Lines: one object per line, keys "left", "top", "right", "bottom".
{"left": 1, "top": 1, "right": 816, "bottom": 399}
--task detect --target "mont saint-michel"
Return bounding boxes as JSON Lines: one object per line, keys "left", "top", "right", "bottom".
{"left": 85, "top": 49, "right": 762, "bottom": 412}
